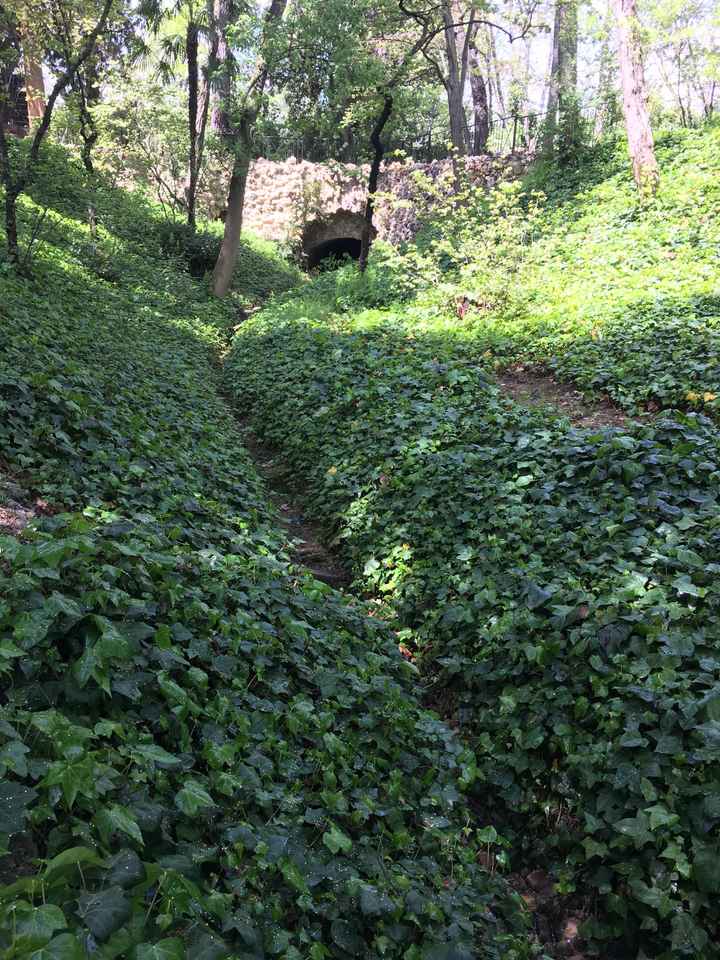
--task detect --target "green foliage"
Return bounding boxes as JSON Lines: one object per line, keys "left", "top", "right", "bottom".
{"left": 0, "top": 147, "right": 533, "bottom": 956}
{"left": 225, "top": 124, "right": 720, "bottom": 958}
{"left": 1, "top": 140, "right": 299, "bottom": 301}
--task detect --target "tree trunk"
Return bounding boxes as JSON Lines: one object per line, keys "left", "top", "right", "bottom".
{"left": 488, "top": 26, "right": 505, "bottom": 116}
{"left": 468, "top": 37, "right": 489, "bottom": 153}
{"left": 359, "top": 93, "right": 393, "bottom": 273}
{"left": 441, "top": 2, "right": 467, "bottom": 154}
{"left": 0, "top": 111, "right": 20, "bottom": 263}
{"left": 543, "top": 0, "right": 577, "bottom": 154}
{"left": 186, "top": 20, "right": 200, "bottom": 230}
{"left": 211, "top": 121, "right": 251, "bottom": 297}
{"left": 22, "top": 46, "right": 45, "bottom": 125}
{"left": 75, "top": 71, "right": 98, "bottom": 173}
{"left": 613, "top": 0, "right": 659, "bottom": 194}
{"left": 4, "top": 188, "right": 19, "bottom": 265}
{"left": 210, "top": 0, "right": 287, "bottom": 297}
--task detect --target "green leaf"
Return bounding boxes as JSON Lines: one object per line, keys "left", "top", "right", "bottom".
{"left": 97, "top": 804, "right": 144, "bottom": 845}
{"left": 43, "top": 847, "right": 103, "bottom": 884}
{"left": 330, "top": 919, "right": 363, "bottom": 956}
{"left": 0, "top": 780, "right": 36, "bottom": 835}
{"left": 693, "top": 842, "right": 720, "bottom": 892}
{"left": 131, "top": 744, "right": 183, "bottom": 771}
{"left": 77, "top": 887, "right": 131, "bottom": 942}
{"left": 17, "top": 905, "right": 67, "bottom": 946}
{"left": 135, "top": 939, "right": 185, "bottom": 960}
{"left": 359, "top": 884, "right": 394, "bottom": 916}
{"left": 187, "top": 932, "right": 228, "bottom": 960}
{"left": 322, "top": 824, "right": 352, "bottom": 855}
{"left": 174, "top": 780, "right": 214, "bottom": 816}
{"left": 106, "top": 849, "right": 146, "bottom": 889}
{"left": 29, "top": 933, "right": 85, "bottom": 960}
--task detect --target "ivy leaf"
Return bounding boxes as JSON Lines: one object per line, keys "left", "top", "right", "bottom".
{"left": 0, "top": 780, "right": 37, "bottom": 835}
{"left": 131, "top": 743, "right": 183, "bottom": 771}
{"left": 174, "top": 780, "right": 214, "bottom": 816}
{"left": 525, "top": 582, "right": 553, "bottom": 610}
{"left": 43, "top": 847, "right": 103, "bottom": 884}
{"left": 322, "top": 824, "right": 352, "bottom": 855}
{"left": 76, "top": 887, "right": 131, "bottom": 942}
{"left": 134, "top": 939, "right": 185, "bottom": 960}
{"left": 693, "top": 843, "right": 720, "bottom": 892}
{"left": 359, "top": 884, "right": 394, "bottom": 916}
{"left": 27, "top": 933, "right": 85, "bottom": 960}
{"left": 330, "top": 919, "right": 363, "bottom": 956}
{"left": 17, "top": 904, "right": 67, "bottom": 946}
{"left": 106, "top": 849, "right": 146, "bottom": 888}
{"left": 96, "top": 804, "right": 144, "bottom": 846}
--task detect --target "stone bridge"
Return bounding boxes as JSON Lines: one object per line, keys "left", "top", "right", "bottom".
{"left": 224, "top": 154, "right": 528, "bottom": 266}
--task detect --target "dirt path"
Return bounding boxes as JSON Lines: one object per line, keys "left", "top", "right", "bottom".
{"left": 240, "top": 424, "right": 350, "bottom": 589}
{"left": 496, "top": 365, "right": 632, "bottom": 429}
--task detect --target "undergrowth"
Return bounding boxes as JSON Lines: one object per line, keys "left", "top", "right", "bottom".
{"left": 226, "top": 123, "right": 720, "bottom": 958}
{"left": 0, "top": 148, "right": 534, "bottom": 958}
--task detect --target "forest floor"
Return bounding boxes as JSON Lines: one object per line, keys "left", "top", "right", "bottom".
{"left": 495, "top": 365, "right": 633, "bottom": 429}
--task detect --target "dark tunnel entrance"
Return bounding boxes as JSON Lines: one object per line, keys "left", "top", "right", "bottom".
{"left": 307, "top": 236, "right": 362, "bottom": 270}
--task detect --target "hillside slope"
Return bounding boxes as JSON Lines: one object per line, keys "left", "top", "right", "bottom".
{"left": 0, "top": 152, "right": 533, "bottom": 958}
{"left": 226, "top": 125, "right": 720, "bottom": 959}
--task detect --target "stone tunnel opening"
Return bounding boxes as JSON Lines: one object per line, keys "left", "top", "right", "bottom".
{"left": 307, "top": 236, "right": 362, "bottom": 270}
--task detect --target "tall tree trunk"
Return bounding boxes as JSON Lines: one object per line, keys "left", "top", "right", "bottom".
{"left": 595, "top": 4, "right": 616, "bottom": 136}
{"left": 543, "top": 0, "right": 577, "bottom": 153}
{"left": 468, "top": 33, "right": 489, "bottom": 153}
{"left": 441, "top": 2, "right": 467, "bottom": 154}
{"left": 359, "top": 93, "right": 393, "bottom": 273}
{"left": 0, "top": 109, "right": 20, "bottom": 263}
{"left": 487, "top": 26, "right": 505, "bottom": 116}
{"left": 613, "top": 0, "right": 659, "bottom": 194}
{"left": 21, "top": 42, "right": 45, "bottom": 125}
{"left": 211, "top": 0, "right": 288, "bottom": 297}
{"left": 186, "top": 20, "right": 200, "bottom": 230}
{"left": 212, "top": 119, "right": 251, "bottom": 296}
{"left": 3, "top": 186, "right": 20, "bottom": 265}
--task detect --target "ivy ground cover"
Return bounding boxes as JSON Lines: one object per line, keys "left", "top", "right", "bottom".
{"left": 226, "top": 127, "right": 720, "bottom": 959}
{"left": 0, "top": 156, "right": 534, "bottom": 958}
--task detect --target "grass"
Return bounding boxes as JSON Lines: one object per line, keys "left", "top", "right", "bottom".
{"left": 225, "top": 123, "right": 720, "bottom": 959}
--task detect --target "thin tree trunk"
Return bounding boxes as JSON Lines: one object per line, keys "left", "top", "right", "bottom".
{"left": 595, "top": 4, "right": 615, "bottom": 136}
{"left": 359, "top": 93, "right": 393, "bottom": 272}
{"left": 0, "top": 108, "right": 20, "bottom": 264}
{"left": 211, "top": 0, "right": 288, "bottom": 297}
{"left": 488, "top": 25, "right": 505, "bottom": 116}
{"left": 4, "top": 188, "right": 20, "bottom": 265}
{"left": 186, "top": 20, "right": 200, "bottom": 230}
{"left": 613, "top": 0, "right": 659, "bottom": 194}
{"left": 75, "top": 72, "right": 98, "bottom": 173}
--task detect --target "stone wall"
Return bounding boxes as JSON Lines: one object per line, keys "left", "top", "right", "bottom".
{"left": 213, "top": 153, "right": 530, "bottom": 249}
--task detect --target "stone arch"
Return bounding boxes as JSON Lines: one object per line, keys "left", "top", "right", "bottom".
{"left": 301, "top": 210, "right": 376, "bottom": 269}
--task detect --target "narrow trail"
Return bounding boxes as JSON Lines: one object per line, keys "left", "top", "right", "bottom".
{"left": 225, "top": 359, "right": 597, "bottom": 960}
{"left": 239, "top": 423, "right": 351, "bottom": 588}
